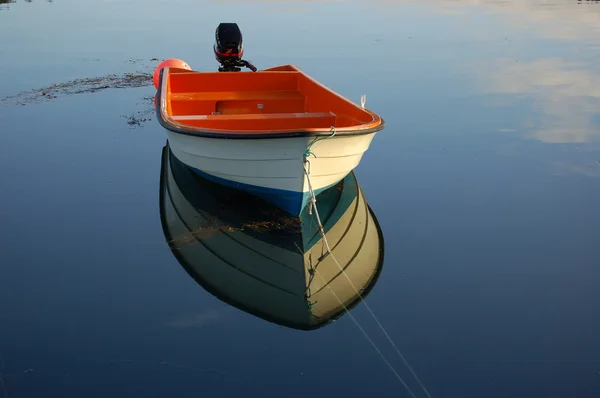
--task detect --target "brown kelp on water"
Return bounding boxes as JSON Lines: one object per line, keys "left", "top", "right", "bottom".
{"left": 0, "top": 71, "right": 153, "bottom": 106}
{"left": 0, "top": 0, "right": 15, "bottom": 10}
{"left": 0, "top": 59, "right": 162, "bottom": 127}
{"left": 2, "top": 1, "right": 55, "bottom": 11}
{"left": 122, "top": 95, "right": 156, "bottom": 128}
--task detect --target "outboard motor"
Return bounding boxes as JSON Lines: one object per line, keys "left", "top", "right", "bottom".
{"left": 214, "top": 23, "right": 257, "bottom": 72}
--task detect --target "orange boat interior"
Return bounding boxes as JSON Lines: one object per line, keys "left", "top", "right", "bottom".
{"left": 160, "top": 65, "right": 381, "bottom": 133}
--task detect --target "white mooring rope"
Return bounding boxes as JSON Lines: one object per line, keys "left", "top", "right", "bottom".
{"left": 302, "top": 128, "right": 432, "bottom": 398}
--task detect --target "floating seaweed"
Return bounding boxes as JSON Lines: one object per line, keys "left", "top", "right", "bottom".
{"left": 122, "top": 106, "right": 155, "bottom": 127}
{"left": 1, "top": 71, "right": 153, "bottom": 106}
{"left": 1, "top": 58, "right": 162, "bottom": 127}
{"left": 1, "top": 0, "right": 53, "bottom": 10}
{"left": 122, "top": 95, "right": 156, "bottom": 128}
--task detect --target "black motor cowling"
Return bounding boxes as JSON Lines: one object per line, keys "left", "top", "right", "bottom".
{"left": 214, "top": 23, "right": 257, "bottom": 72}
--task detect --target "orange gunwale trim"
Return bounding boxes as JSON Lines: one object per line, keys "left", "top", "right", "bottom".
{"left": 155, "top": 64, "right": 385, "bottom": 139}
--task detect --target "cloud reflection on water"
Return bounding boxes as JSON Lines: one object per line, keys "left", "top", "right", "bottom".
{"left": 483, "top": 58, "right": 600, "bottom": 144}
{"left": 441, "top": 0, "right": 600, "bottom": 144}
{"left": 405, "top": 0, "right": 600, "bottom": 144}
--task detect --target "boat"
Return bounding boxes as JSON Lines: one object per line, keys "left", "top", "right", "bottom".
{"left": 154, "top": 22, "right": 385, "bottom": 216}
{"left": 159, "top": 142, "right": 385, "bottom": 330}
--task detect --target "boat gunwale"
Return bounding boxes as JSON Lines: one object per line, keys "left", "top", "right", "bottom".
{"left": 155, "top": 65, "right": 386, "bottom": 140}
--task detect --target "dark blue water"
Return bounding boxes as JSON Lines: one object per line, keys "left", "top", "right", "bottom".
{"left": 2, "top": 1, "right": 600, "bottom": 397}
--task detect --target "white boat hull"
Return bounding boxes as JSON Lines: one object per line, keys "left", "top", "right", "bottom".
{"left": 166, "top": 130, "right": 377, "bottom": 216}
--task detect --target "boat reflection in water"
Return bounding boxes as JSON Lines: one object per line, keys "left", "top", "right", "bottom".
{"left": 159, "top": 143, "right": 384, "bottom": 330}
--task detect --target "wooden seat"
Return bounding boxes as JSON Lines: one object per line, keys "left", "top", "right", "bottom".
{"left": 169, "top": 90, "right": 304, "bottom": 101}
{"left": 171, "top": 112, "right": 333, "bottom": 121}
{"left": 170, "top": 112, "right": 336, "bottom": 132}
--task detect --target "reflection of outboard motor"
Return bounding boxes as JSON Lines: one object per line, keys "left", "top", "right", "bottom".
{"left": 214, "top": 23, "right": 257, "bottom": 72}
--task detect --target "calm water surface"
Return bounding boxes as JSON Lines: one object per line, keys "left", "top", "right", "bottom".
{"left": 1, "top": 1, "right": 600, "bottom": 397}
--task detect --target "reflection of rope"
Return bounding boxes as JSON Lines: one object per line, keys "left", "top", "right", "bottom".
{"left": 302, "top": 136, "right": 433, "bottom": 398}
{"left": 312, "top": 263, "right": 417, "bottom": 398}
{"left": 304, "top": 253, "right": 317, "bottom": 316}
